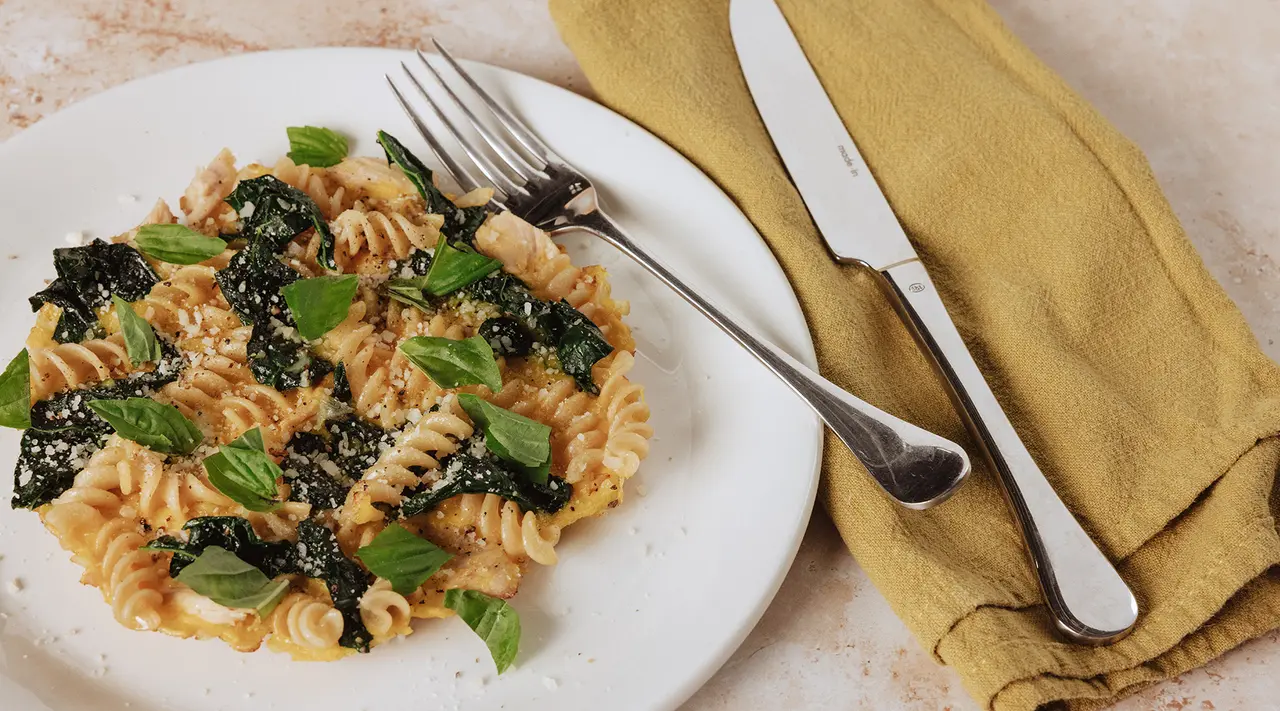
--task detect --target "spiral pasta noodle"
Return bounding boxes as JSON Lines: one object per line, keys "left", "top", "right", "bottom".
{"left": 359, "top": 578, "right": 413, "bottom": 639}
{"left": 330, "top": 207, "right": 439, "bottom": 265}
{"left": 458, "top": 493, "right": 561, "bottom": 565}
{"left": 269, "top": 592, "right": 345, "bottom": 651}
{"left": 28, "top": 334, "right": 133, "bottom": 400}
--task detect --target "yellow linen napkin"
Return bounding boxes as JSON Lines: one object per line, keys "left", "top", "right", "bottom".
{"left": 549, "top": 0, "right": 1280, "bottom": 708}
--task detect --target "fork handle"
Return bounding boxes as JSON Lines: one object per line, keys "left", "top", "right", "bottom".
{"left": 881, "top": 260, "right": 1138, "bottom": 643}
{"left": 550, "top": 206, "right": 970, "bottom": 509}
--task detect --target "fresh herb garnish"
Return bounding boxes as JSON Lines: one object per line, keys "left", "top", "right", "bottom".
{"left": 29, "top": 240, "right": 159, "bottom": 343}
{"left": 0, "top": 349, "right": 30, "bottom": 429}
{"left": 376, "top": 131, "right": 487, "bottom": 243}
{"left": 143, "top": 516, "right": 294, "bottom": 577}
{"left": 356, "top": 523, "right": 453, "bottom": 596}
{"left": 421, "top": 235, "right": 501, "bottom": 296}
{"left": 174, "top": 546, "right": 289, "bottom": 616}
{"left": 399, "top": 335, "right": 502, "bottom": 392}
{"left": 457, "top": 394, "right": 551, "bottom": 481}
{"left": 282, "top": 275, "right": 359, "bottom": 341}
{"left": 444, "top": 589, "right": 520, "bottom": 674}
{"left": 225, "top": 175, "right": 335, "bottom": 268}
{"left": 112, "top": 295, "right": 162, "bottom": 366}
{"left": 87, "top": 398, "right": 201, "bottom": 454}
{"left": 133, "top": 224, "right": 227, "bottom": 265}
{"left": 11, "top": 426, "right": 111, "bottom": 509}
{"left": 203, "top": 428, "right": 282, "bottom": 512}
{"left": 286, "top": 126, "right": 349, "bottom": 168}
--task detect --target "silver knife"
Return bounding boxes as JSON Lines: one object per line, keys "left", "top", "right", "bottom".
{"left": 730, "top": 0, "right": 1138, "bottom": 644}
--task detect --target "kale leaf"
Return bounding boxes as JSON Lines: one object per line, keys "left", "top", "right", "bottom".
{"left": 479, "top": 316, "right": 534, "bottom": 358}
{"left": 29, "top": 240, "right": 159, "bottom": 342}
{"left": 282, "top": 417, "right": 393, "bottom": 510}
{"left": 215, "top": 239, "right": 300, "bottom": 325}
{"left": 295, "top": 519, "right": 372, "bottom": 652}
{"left": 400, "top": 445, "right": 571, "bottom": 519}
{"left": 225, "top": 175, "right": 335, "bottom": 269}
{"left": 466, "top": 274, "right": 613, "bottom": 393}
{"left": 247, "top": 318, "right": 332, "bottom": 391}
{"left": 375, "top": 131, "right": 487, "bottom": 244}
{"left": 144, "top": 516, "right": 295, "bottom": 578}
{"left": 11, "top": 426, "right": 112, "bottom": 509}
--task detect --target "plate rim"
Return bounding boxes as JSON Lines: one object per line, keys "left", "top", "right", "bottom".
{"left": 0, "top": 46, "right": 825, "bottom": 711}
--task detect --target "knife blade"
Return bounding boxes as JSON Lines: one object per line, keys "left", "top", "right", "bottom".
{"left": 730, "top": 0, "right": 1139, "bottom": 645}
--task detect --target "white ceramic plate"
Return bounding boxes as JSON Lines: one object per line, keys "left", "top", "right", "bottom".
{"left": 0, "top": 48, "right": 821, "bottom": 711}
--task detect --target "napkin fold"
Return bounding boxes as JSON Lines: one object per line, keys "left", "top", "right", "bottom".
{"left": 549, "top": 0, "right": 1280, "bottom": 708}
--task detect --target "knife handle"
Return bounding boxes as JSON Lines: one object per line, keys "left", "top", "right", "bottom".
{"left": 550, "top": 206, "right": 970, "bottom": 508}
{"left": 879, "top": 259, "right": 1138, "bottom": 644}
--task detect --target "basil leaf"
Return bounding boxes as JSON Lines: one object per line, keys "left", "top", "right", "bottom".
{"left": 399, "top": 335, "right": 501, "bottom": 392}
{"left": 0, "top": 349, "right": 30, "bottom": 429}
{"left": 142, "top": 515, "right": 294, "bottom": 578}
{"left": 286, "top": 126, "right": 349, "bottom": 168}
{"left": 134, "top": 224, "right": 227, "bottom": 265}
{"left": 87, "top": 397, "right": 201, "bottom": 454}
{"left": 111, "top": 295, "right": 162, "bottom": 367}
{"left": 282, "top": 275, "right": 359, "bottom": 341}
{"left": 204, "top": 428, "right": 282, "bottom": 512}
{"left": 29, "top": 240, "right": 158, "bottom": 343}
{"left": 174, "top": 546, "right": 289, "bottom": 616}
{"left": 457, "top": 394, "right": 550, "bottom": 468}
{"left": 12, "top": 426, "right": 110, "bottom": 509}
{"left": 356, "top": 523, "right": 453, "bottom": 596}
{"left": 444, "top": 589, "right": 520, "bottom": 674}
{"left": 384, "top": 281, "right": 436, "bottom": 312}
{"left": 423, "top": 235, "right": 501, "bottom": 296}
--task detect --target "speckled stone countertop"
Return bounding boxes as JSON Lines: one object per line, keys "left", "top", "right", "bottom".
{"left": 2, "top": 1, "right": 1276, "bottom": 709}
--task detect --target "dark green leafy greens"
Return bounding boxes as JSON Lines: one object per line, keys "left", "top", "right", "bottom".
{"left": 203, "top": 428, "right": 282, "bottom": 512}
{"left": 29, "top": 239, "right": 159, "bottom": 342}
{"left": 174, "top": 546, "right": 289, "bottom": 616}
{"left": 401, "top": 443, "right": 570, "bottom": 518}
{"left": 143, "top": 516, "right": 374, "bottom": 649}
{"left": 143, "top": 516, "right": 294, "bottom": 577}
{"left": 355, "top": 523, "right": 452, "bottom": 595}
{"left": 112, "top": 295, "right": 162, "bottom": 366}
{"left": 215, "top": 239, "right": 300, "bottom": 325}
{"left": 466, "top": 274, "right": 613, "bottom": 393}
{"left": 87, "top": 398, "right": 201, "bottom": 454}
{"left": 11, "top": 426, "right": 111, "bottom": 509}
{"left": 247, "top": 317, "right": 332, "bottom": 390}
{"left": 0, "top": 349, "right": 30, "bottom": 429}
{"left": 376, "top": 131, "right": 487, "bottom": 244}
{"left": 479, "top": 316, "right": 533, "bottom": 357}
{"left": 282, "top": 275, "right": 359, "bottom": 341}
{"left": 295, "top": 519, "right": 373, "bottom": 651}
{"left": 444, "top": 589, "right": 520, "bottom": 674}
{"left": 286, "top": 126, "right": 349, "bottom": 168}
{"left": 399, "top": 335, "right": 502, "bottom": 392}
{"left": 133, "top": 224, "right": 227, "bottom": 265}
{"left": 224, "top": 175, "right": 335, "bottom": 269}
{"left": 283, "top": 416, "right": 394, "bottom": 510}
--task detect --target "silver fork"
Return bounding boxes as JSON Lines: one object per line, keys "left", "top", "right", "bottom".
{"left": 386, "top": 43, "right": 971, "bottom": 509}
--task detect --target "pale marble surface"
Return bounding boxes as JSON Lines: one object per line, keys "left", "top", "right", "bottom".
{"left": 1, "top": 1, "right": 1276, "bottom": 709}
